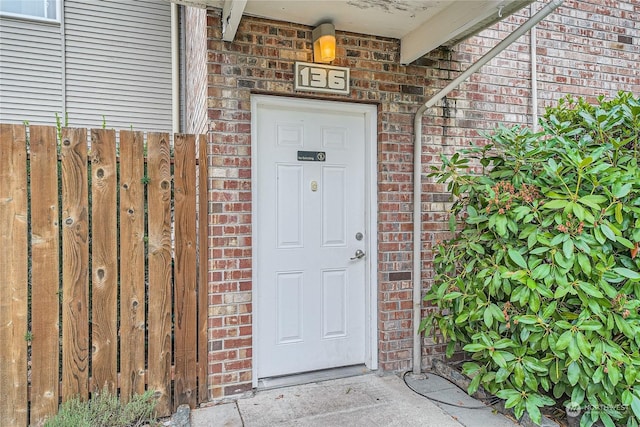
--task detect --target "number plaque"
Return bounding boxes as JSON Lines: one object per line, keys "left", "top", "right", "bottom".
{"left": 294, "top": 62, "right": 350, "bottom": 95}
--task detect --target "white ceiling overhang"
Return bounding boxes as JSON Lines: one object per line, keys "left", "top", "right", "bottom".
{"left": 171, "top": 0, "right": 534, "bottom": 64}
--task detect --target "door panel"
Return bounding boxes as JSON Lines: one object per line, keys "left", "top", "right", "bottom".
{"left": 321, "top": 166, "right": 347, "bottom": 246}
{"left": 256, "top": 101, "right": 367, "bottom": 378}
{"left": 276, "top": 164, "right": 303, "bottom": 248}
{"left": 276, "top": 272, "right": 304, "bottom": 343}
{"left": 322, "top": 270, "right": 347, "bottom": 338}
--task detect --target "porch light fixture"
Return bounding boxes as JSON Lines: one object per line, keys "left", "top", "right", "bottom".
{"left": 312, "top": 23, "right": 336, "bottom": 63}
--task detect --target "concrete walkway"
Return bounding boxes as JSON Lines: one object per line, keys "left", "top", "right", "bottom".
{"left": 191, "top": 372, "right": 519, "bottom": 427}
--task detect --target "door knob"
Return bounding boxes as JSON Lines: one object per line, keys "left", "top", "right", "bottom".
{"left": 350, "top": 249, "right": 365, "bottom": 260}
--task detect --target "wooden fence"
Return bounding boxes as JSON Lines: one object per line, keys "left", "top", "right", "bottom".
{"left": 0, "top": 124, "right": 209, "bottom": 426}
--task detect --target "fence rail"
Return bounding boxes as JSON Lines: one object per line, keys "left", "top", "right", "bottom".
{"left": 0, "top": 124, "right": 209, "bottom": 426}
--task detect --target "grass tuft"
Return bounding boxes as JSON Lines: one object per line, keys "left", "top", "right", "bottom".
{"left": 44, "top": 388, "right": 159, "bottom": 427}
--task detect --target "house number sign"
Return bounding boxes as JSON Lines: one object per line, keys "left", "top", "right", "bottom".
{"left": 294, "top": 62, "right": 350, "bottom": 95}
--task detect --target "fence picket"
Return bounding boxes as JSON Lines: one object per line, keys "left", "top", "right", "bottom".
{"left": 0, "top": 124, "right": 29, "bottom": 426}
{"left": 29, "top": 125, "right": 61, "bottom": 422}
{"left": 119, "top": 130, "right": 146, "bottom": 401}
{"left": 60, "top": 127, "right": 90, "bottom": 402}
{"left": 174, "top": 134, "right": 198, "bottom": 408}
{"left": 90, "top": 129, "right": 119, "bottom": 394}
{"left": 147, "top": 132, "right": 174, "bottom": 416}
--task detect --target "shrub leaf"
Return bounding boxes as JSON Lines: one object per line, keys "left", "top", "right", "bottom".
{"left": 508, "top": 248, "right": 528, "bottom": 269}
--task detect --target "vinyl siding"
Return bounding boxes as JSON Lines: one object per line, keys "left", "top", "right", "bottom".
{"left": 0, "top": 18, "right": 63, "bottom": 125}
{"left": 64, "top": 0, "right": 172, "bottom": 131}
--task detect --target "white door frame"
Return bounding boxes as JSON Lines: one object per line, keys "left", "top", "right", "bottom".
{"left": 251, "top": 95, "right": 378, "bottom": 386}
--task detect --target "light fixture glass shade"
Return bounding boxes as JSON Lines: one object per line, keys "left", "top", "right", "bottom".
{"left": 312, "top": 23, "right": 335, "bottom": 63}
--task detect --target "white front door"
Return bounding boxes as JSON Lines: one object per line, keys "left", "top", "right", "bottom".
{"left": 252, "top": 96, "right": 375, "bottom": 379}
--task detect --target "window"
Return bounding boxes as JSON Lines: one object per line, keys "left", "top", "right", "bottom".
{"left": 0, "top": 0, "right": 59, "bottom": 21}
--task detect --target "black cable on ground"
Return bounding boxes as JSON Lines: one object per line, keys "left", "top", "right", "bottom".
{"left": 402, "top": 370, "right": 502, "bottom": 410}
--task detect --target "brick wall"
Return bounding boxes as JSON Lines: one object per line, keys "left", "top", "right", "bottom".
{"left": 419, "top": 0, "right": 639, "bottom": 361}
{"left": 535, "top": 0, "right": 639, "bottom": 107}
{"left": 201, "top": 0, "right": 640, "bottom": 399}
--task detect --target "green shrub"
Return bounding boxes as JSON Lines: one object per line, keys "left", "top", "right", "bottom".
{"left": 44, "top": 389, "right": 158, "bottom": 427}
{"left": 420, "top": 91, "right": 640, "bottom": 427}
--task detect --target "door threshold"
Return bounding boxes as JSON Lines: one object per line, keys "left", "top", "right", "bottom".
{"left": 257, "top": 364, "right": 370, "bottom": 390}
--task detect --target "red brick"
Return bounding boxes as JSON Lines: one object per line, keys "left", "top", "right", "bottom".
{"left": 224, "top": 359, "right": 252, "bottom": 371}
{"left": 223, "top": 338, "right": 252, "bottom": 349}
{"left": 211, "top": 350, "right": 237, "bottom": 362}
